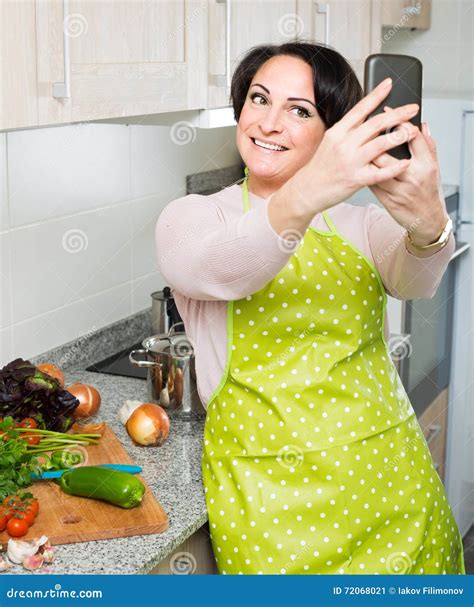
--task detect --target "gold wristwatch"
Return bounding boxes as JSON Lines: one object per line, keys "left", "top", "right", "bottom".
{"left": 406, "top": 216, "right": 453, "bottom": 252}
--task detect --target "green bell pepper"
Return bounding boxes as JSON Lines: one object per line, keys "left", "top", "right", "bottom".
{"left": 56, "top": 466, "right": 145, "bottom": 509}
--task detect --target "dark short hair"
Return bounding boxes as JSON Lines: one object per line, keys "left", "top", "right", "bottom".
{"left": 230, "top": 41, "right": 363, "bottom": 129}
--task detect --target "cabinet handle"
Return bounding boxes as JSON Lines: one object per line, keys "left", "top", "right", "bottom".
{"left": 52, "top": 0, "right": 71, "bottom": 98}
{"left": 215, "top": 0, "right": 232, "bottom": 89}
{"left": 425, "top": 424, "right": 441, "bottom": 446}
{"left": 315, "top": 3, "right": 330, "bottom": 45}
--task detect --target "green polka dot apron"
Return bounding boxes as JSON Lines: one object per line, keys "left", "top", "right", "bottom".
{"left": 201, "top": 169, "right": 465, "bottom": 575}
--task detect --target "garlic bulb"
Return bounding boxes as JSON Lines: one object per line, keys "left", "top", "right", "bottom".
{"left": 7, "top": 536, "right": 49, "bottom": 564}
{"left": 160, "top": 387, "right": 170, "bottom": 407}
{"left": 119, "top": 400, "right": 144, "bottom": 425}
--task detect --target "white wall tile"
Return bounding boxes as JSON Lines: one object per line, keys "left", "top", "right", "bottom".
{"left": 0, "top": 134, "right": 8, "bottom": 232}
{"left": 0, "top": 327, "right": 13, "bottom": 368}
{"left": 131, "top": 124, "right": 240, "bottom": 199}
{"left": 423, "top": 98, "right": 474, "bottom": 185}
{"left": 382, "top": 0, "right": 474, "bottom": 99}
{"left": 130, "top": 271, "right": 165, "bottom": 315}
{"left": 0, "top": 233, "right": 11, "bottom": 329}
{"left": 8, "top": 282, "right": 133, "bottom": 364}
{"left": 8, "top": 124, "right": 130, "bottom": 227}
{"left": 129, "top": 194, "right": 165, "bottom": 279}
{"left": 9, "top": 203, "right": 133, "bottom": 323}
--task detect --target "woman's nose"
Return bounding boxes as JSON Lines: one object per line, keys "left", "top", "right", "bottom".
{"left": 258, "top": 107, "right": 284, "bottom": 134}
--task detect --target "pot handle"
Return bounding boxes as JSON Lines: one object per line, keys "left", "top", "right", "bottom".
{"left": 129, "top": 349, "right": 162, "bottom": 368}
{"left": 168, "top": 321, "right": 186, "bottom": 336}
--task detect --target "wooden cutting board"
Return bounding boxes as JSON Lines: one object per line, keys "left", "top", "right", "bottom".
{"left": 0, "top": 424, "right": 168, "bottom": 547}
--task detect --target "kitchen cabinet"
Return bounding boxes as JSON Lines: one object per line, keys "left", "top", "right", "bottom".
{"left": 1, "top": 0, "right": 208, "bottom": 130}
{"left": 297, "top": 0, "right": 382, "bottom": 84}
{"left": 149, "top": 523, "right": 218, "bottom": 574}
{"left": 208, "top": 0, "right": 383, "bottom": 110}
{"left": 207, "top": 0, "right": 300, "bottom": 108}
{"left": 0, "top": 0, "right": 38, "bottom": 130}
{"left": 36, "top": 0, "right": 207, "bottom": 125}
{"left": 381, "top": 0, "right": 431, "bottom": 30}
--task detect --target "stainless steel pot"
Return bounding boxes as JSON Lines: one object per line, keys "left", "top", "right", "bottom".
{"left": 129, "top": 323, "right": 205, "bottom": 419}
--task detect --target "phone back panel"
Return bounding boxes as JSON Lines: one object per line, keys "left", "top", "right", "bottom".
{"left": 364, "top": 54, "right": 422, "bottom": 159}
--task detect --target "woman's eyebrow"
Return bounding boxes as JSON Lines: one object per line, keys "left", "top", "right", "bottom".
{"left": 250, "top": 83, "right": 317, "bottom": 109}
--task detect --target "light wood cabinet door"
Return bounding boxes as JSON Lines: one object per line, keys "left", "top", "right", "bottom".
{"left": 381, "top": 0, "right": 431, "bottom": 30}
{"left": 35, "top": 0, "right": 208, "bottom": 125}
{"left": 297, "top": 0, "right": 381, "bottom": 84}
{"left": 208, "top": 0, "right": 299, "bottom": 109}
{"left": 0, "top": 0, "right": 39, "bottom": 130}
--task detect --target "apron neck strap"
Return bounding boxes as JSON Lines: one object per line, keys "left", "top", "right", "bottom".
{"left": 242, "top": 166, "right": 251, "bottom": 214}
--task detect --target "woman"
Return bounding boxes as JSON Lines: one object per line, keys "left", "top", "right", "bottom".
{"left": 156, "top": 42, "right": 465, "bottom": 575}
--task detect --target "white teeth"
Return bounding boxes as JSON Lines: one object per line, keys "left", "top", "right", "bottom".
{"left": 253, "top": 138, "right": 287, "bottom": 151}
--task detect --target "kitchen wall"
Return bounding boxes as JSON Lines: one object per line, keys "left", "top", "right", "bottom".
{"left": 0, "top": 123, "right": 240, "bottom": 366}
{"left": 379, "top": 0, "right": 474, "bottom": 184}
{"left": 381, "top": 0, "right": 473, "bottom": 100}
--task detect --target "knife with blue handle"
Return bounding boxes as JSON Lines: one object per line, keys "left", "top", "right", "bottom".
{"left": 32, "top": 464, "right": 142, "bottom": 480}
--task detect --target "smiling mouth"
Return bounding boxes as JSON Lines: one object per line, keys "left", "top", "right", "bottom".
{"left": 251, "top": 137, "right": 289, "bottom": 152}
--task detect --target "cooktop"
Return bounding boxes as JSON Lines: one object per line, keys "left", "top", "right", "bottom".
{"left": 86, "top": 342, "right": 147, "bottom": 380}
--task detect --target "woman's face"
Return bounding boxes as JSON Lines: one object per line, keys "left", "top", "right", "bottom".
{"left": 236, "top": 54, "right": 327, "bottom": 189}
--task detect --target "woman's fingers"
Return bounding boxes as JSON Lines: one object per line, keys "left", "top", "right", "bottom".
{"left": 371, "top": 152, "right": 398, "bottom": 168}
{"left": 336, "top": 78, "right": 393, "bottom": 132}
{"left": 361, "top": 122, "right": 417, "bottom": 163}
{"left": 355, "top": 104, "right": 419, "bottom": 145}
{"left": 364, "top": 158, "right": 411, "bottom": 186}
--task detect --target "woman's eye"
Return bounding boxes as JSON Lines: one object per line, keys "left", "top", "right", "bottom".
{"left": 250, "top": 93, "right": 266, "bottom": 105}
{"left": 291, "top": 106, "right": 311, "bottom": 119}
{"left": 249, "top": 93, "right": 312, "bottom": 119}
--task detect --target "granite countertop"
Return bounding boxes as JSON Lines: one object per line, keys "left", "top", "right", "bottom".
{"left": 5, "top": 311, "right": 208, "bottom": 575}
{"left": 3, "top": 311, "right": 411, "bottom": 575}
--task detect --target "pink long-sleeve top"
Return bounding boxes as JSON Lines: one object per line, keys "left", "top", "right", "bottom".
{"left": 155, "top": 183, "right": 455, "bottom": 409}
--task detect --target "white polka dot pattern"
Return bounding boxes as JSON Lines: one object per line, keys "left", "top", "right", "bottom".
{"left": 201, "top": 195, "right": 465, "bottom": 575}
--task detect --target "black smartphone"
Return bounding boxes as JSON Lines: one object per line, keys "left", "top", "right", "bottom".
{"left": 364, "top": 53, "right": 422, "bottom": 160}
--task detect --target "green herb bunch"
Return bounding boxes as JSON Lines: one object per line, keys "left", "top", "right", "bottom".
{"left": 0, "top": 417, "right": 42, "bottom": 501}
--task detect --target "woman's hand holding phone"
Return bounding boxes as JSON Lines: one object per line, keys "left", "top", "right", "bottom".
{"left": 288, "top": 78, "right": 419, "bottom": 218}
{"left": 269, "top": 77, "right": 447, "bottom": 247}
{"left": 369, "top": 116, "right": 449, "bottom": 247}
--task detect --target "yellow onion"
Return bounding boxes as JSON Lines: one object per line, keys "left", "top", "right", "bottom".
{"left": 126, "top": 403, "right": 170, "bottom": 446}
{"left": 67, "top": 383, "right": 101, "bottom": 419}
